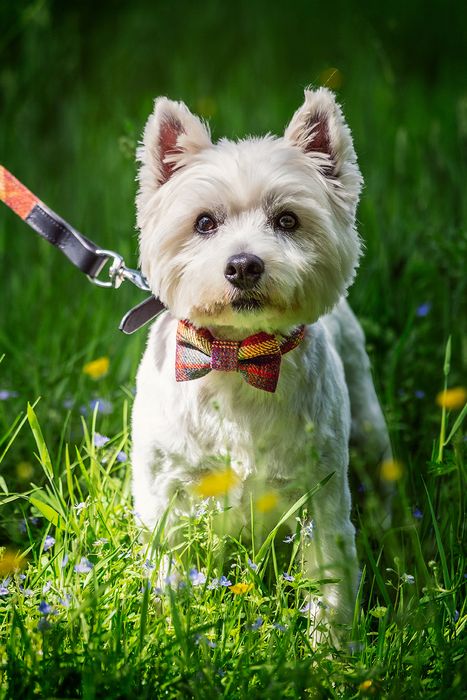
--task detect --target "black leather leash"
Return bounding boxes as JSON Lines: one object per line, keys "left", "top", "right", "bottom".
{"left": 0, "top": 165, "right": 165, "bottom": 333}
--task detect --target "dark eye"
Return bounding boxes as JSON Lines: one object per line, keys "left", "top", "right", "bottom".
{"left": 275, "top": 211, "right": 299, "bottom": 232}
{"left": 195, "top": 213, "right": 217, "bottom": 235}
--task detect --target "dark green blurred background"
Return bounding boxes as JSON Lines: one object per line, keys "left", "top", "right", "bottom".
{"left": 0, "top": 0, "right": 466, "bottom": 479}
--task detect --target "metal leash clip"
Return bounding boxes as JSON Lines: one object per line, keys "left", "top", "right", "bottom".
{"left": 90, "top": 248, "right": 151, "bottom": 291}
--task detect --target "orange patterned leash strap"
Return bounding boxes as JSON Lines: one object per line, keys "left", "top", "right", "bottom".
{"left": 0, "top": 165, "right": 39, "bottom": 219}
{"left": 0, "top": 164, "right": 165, "bottom": 332}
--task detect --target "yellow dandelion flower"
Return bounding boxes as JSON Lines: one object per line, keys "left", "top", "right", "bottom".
{"left": 319, "top": 67, "right": 343, "bottom": 90}
{"left": 436, "top": 387, "right": 467, "bottom": 410}
{"left": 0, "top": 549, "right": 26, "bottom": 575}
{"left": 380, "top": 459, "right": 403, "bottom": 482}
{"left": 83, "top": 356, "right": 110, "bottom": 380}
{"left": 255, "top": 490, "right": 279, "bottom": 513}
{"left": 16, "top": 461, "right": 34, "bottom": 480}
{"left": 358, "top": 679, "right": 376, "bottom": 695}
{"left": 194, "top": 468, "right": 239, "bottom": 498}
{"left": 230, "top": 582, "right": 253, "bottom": 595}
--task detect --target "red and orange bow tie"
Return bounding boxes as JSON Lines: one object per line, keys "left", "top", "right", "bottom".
{"left": 175, "top": 320, "right": 306, "bottom": 393}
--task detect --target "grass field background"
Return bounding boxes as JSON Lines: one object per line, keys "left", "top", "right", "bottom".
{"left": 0, "top": 1, "right": 466, "bottom": 697}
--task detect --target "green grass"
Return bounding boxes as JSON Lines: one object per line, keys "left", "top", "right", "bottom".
{"left": 0, "top": 386, "right": 465, "bottom": 698}
{"left": 0, "top": 1, "right": 466, "bottom": 697}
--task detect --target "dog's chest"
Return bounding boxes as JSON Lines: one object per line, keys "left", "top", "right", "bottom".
{"left": 177, "top": 369, "right": 313, "bottom": 479}
{"left": 133, "top": 315, "right": 348, "bottom": 483}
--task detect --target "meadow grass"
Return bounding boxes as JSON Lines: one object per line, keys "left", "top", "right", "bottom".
{"left": 0, "top": 363, "right": 465, "bottom": 699}
{"left": 0, "top": 1, "right": 466, "bottom": 697}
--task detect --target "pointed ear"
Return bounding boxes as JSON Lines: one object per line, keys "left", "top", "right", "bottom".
{"left": 138, "top": 97, "right": 212, "bottom": 189}
{"left": 284, "top": 87, "right": 359, "bottom": 180}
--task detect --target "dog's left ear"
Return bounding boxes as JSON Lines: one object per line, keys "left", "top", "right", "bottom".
{"left": 284, "top": 88, "right": 361, "bottom": 199}
{"left": 138, "top": 97, "right": 212, "bottom": 192}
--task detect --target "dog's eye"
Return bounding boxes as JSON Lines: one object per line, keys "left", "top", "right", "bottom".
{"left": 275, "top": 212, "right": 299, "bottom": 232}
{"left": 195, "top": 214, "right": 217, "bottom": 235}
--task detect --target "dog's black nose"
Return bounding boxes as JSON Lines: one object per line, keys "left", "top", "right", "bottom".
{"left": 224, "top": 253, "right": 265, "bottom": 289}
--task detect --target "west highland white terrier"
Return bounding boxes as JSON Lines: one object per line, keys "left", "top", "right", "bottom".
{"left": 131, "top": 88, "right": 391, "bottom": 640}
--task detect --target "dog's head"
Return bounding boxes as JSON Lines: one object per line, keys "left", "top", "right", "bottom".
{"left": 137, "top": 88, "right": 362, "bottom": 336}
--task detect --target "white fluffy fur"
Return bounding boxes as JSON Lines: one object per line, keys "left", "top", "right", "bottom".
{"left": 132, "top": 88, "right": 391, "bottom": 639}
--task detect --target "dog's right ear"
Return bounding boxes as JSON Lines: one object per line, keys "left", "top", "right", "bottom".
{"left": 138, "top": 97, "right": 212, "bottom": 190}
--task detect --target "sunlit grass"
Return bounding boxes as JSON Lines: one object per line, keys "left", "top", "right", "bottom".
{"left": 0, "top": 360, "right": 465, "bottom": 697}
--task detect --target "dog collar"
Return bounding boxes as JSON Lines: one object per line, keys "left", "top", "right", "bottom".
{"left": 175, "top": 320, "right": 305, "bottom": 392}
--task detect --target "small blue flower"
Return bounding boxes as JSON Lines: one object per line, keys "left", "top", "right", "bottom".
{"left": 164, "top": 573, "right": 179, "bottom": 587}
{"left": 189, "top": 568, "right": 206, "bottom": 586}
{"left": 453, "top": 609, "right": 459, "bottom": 622}
{"left": 401, "top": 573, "right": 415, "bottom": 585}
{"left": 74, "top": 557, "right": 93, "bottom": 574}
{"left": 116, "top": 451, "right": 127, "bottom": 463}
{"left": 38, "top": 600, "right": 53, "bottom": 615}
{"left": 247, "top": 558, "right": 258, "bottom": 571}
{"left": 0, "top": 390, "right": 18, "bottom": 400}
{"left": 195, "top": 634, "right": 217, "bottom": 648}
{"left": 59, "top": 593, "right": 72, "bottom": 607}
{"left": 208, "top": 574, "right": 232, "bottom": 589}
{"left": 283, "top": 572, "right": 295, "bottom": 582}
{"left": 414, "top": 390, "right": 425, "bottom": 399}
{"left": 412, "top": 507, "right": 423, "bottom": 520}
{"left": 250, "top": 617, "right": 263, "bottom": 631}
{"left": 283, "top": 534, "right": 296, "bottom": 544}
{"left": 89, "top": 398, "right": 114, "bottom": 415}
{"left": 273, "top": 623, "right": 287, "bottom": 632}
{"left": 194, "top": 499, "right": 209, "bottom": 518}
{"left": 302, "top": 520, "right": 315, "bottom": 540}
{"left": 416, "top": 302, "right": 431, "bottom": 318}
{"left": 63, "top": 398, "right": 74, "bottom": 409}
{"left": 43, "top": 535, "right": 55, "bottom": 552}
{"left": 20, "top": 586, "right": 34, "bottom": 597}
{"left": 144, "top": 559, "right": 155, "bottom": 570}
{"left": 42, "top": 580, "right": 52, "bottom": 594}
{"left": 61, "top": 553, "right": 69, "bottom": 568}
{"left": 93, "top": 433, "right": 110, "bottom": 448}
{"left": 0, "top": 585, "right": 9, "bottom": 596}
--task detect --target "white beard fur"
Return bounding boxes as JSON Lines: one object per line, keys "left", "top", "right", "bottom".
{"left": 131, "top": 88, "right": 392, "bottom": 640}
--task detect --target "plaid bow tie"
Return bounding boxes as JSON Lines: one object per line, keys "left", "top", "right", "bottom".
{"left": 175, "top": 320, "right": 305, "bottom": 392}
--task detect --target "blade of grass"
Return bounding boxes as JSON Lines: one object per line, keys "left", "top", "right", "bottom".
{"left": 255, "top": 472, "right": 334, "bottom": 564}
{"left": 423, "top": 479, "right": 451, "bottom": 589}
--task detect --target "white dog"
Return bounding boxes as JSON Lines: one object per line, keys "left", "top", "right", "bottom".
{"left": 131, "top": 88, "right": 391, "bottom": 638}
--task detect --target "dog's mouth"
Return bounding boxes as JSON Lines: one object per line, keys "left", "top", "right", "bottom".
{"left": 231, "top": 297, "right": 263, "bottom": 313}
